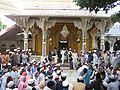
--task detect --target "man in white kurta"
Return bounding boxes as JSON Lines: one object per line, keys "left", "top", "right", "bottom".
{"left": 72, "top": 50, "right": 78, "bottom": 69}
{"left": 93, "top": 52, "right": 98, "bottom": 66}
{"left": 61, "top": 49, "right": 66, "bottom": 64}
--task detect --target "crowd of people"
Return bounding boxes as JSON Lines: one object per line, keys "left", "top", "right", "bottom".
{"left": 0, "top": 48, "right": 119, "bottom": 90}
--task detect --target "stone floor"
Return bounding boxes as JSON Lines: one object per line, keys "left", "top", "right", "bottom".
{"left": 63, "top": 69, "right": 77, "bottom": 84}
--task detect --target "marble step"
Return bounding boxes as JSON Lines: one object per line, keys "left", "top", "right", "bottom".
{"left": 60, "top": 63, "right": 70, "bottom": 67}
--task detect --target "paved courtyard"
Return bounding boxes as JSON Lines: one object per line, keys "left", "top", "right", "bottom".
{"left": 62, "top": 69, "right": 78, "bottom": 84}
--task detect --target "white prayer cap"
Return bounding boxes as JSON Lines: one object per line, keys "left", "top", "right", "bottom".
{"left": 53, "top": 67, "right": 57, "bottom": 71}
{"left": 30, "top": 59, "right": 36, "bottom": 63}
{"left": 7, "top": 81, "right": 14, "bottom": 88}
{"left": 28, "top": 49, "right": 31, "bottom": 51}
{"left": 69, "top": 48, "right": 72, "bottom": 50}
{"left": 95, "top": 72, "right": 98, "bottom": 75}
{"left": 55, "top": 75, "right": 59, "bottom": 79}
{"left": 46, "top": 62, "right": 49, "bottom": 66}
{"left": 17, "top": 47, "right": 20, "bottom": 50}
{"left": 82, "top": 53, "right": 84, "bottom": 56}
{"left": 62, "top": 81, "right": 69, "bottom": 87}
{"left": 109, "top": 75, "right": 116, "bottom": 79}
{"left": 22, "top": 50, "right": 25, "bottom": 52}
{"left": 40, "top": 68, "right": 44, "bottom": 72}
{"left": 14, "top": 49, "right": 17, "bottom": 52}
{"left": 93, "top": 50, "right": 96, "bottom": 52}
{"left": 17, "top": 49, "right": 20, "bottom": 52}
{"left": 89, "top": 51, "right": 91, "bottom": 53}
{"left": 9, "top": 51, "right": 13, "bottom": 54}
{"left": 78, "top": 76, "right": 83, "bottom": 80}
{"left": 57, "top": 70, "right": 61, "bottom": 75}
{"left": 6, "top": 49, "right": 10, "bottom": 52}
{"left": 39, "top": 64, "right": 43, "bottom": 68}
{"left": 61, "top": 73, "right": 67, "bottom": 77}
{"left": 3, "top": 64, "right": 6, "bottom": 66}
{"left": 8, "top": 63, "right": 11, "bottom": 66}
{"left": 45, "top": 76, "right": 48, "bottom": 80}
{"left": 28, "top": 79, "right": 34, "bottom": 84}
{"left": 26, "top": 49, "right": 28, "bottom": 51}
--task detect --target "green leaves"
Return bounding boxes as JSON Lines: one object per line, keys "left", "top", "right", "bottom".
{"left": 74, "top": 0, "right": 119, "bottom": 13}
{"left": 111, "top": 11, "right": 120, "bottom": 23}
{"left": 0, "top": 20, "right": 7, "bottom": 31}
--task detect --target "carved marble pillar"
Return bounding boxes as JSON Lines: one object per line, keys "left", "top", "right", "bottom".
{"left": 15, "top": 17, "right": 29, "bottom": 50}
{"left": 82, "top": 31, "right": 87, "bottom": 52}
{"left": 32, "top": 33, "right": 36, "bottom": 53}
{"left": 38, "top": 18, "right": 48, "bottom": 56}
{"left": 110, "top": 40, "right": 115, "bottom": 52}
{"left": 92, "top": 34, "right": 97, "bottom": 49}
{"left": 42, "top": 30, "right": 47, "bottom": 56}
{"left": 100, "top": 30, "right": 105, "bottom": 50}
{"left": 46, "top": 20, "right": 56, "bottom": 54}
{"left": 73, "top": 18, "right": 91, "bottom": 52}
{"left": 23, "top": 30, "right": 28, "bottom": 50}
{"left": 96, "top": 19, "right": 108, "bottom": 51}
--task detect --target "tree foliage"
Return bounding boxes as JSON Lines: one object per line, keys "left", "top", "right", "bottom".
{"left": 111, "top": 11, "right": 120, "bottom": 23}
{"left": 0, "top": 20, "right": 7, "bottom": 31}
{"left": 74, "top": 0, "right": 120, "bottom": 13}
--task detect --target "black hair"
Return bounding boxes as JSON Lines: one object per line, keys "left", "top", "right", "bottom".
{"left": 83, "top": 68, "right": 88, "bottom": 73}
{"left": 32, "top": 87, "right": 36, "bottom": 90}
{"left": 61, "top": 76, "right": 66, "bottom": 81}
{"left": 77, "top": 78, "right": 84, "bottom": 83}
{"left": 47, "top": 81, "right": 55, "bottom": 89}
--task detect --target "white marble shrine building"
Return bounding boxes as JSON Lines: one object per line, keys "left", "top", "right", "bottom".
{"left": 0, "top": 0, "right": 113, "bottom": 55}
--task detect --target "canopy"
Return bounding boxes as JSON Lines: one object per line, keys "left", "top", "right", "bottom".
{"left": 106, "top": 22, "right": 120, "bottom": 37}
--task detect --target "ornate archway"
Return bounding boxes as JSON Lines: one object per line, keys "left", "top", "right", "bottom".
{"left": 87, "top": 24, "right": 101, "bottom": 50}
{"left": 47, "top": 22, "right": 82, "bottom": 52}
{"left": 29, "top": 22, "right": 42, "bottom": 55}
{"left": 10, "top": 44, "right": 16, "bottom": 51}
{"left": 1, "top": 44, "right": 7, "bottom": 51}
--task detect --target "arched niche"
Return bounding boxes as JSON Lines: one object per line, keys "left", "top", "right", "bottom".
{"left": 1, "top": 44, "right": 7, "bottom": 51}
{"left": 29, "top": 22, "right": 42, "bottom": 55}
{"left": 10, "top": 44, "right": 16, "bottom": 51}
{"left": 87, "top": 24, "right": 101, "bottom": 50}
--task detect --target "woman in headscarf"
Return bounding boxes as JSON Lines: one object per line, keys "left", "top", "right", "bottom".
{"left": 18, "top": 76, "right": 27, "bottom": 90}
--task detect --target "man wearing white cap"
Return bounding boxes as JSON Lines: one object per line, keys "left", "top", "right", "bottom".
{"left": 62, "top": 80, "right": 69, "bottom": 90}
{"left": 26, "top": 79, "right": 35, "bottom": 90}
{"left": 72, "top": 49, "right": 78, "bottom": 70}
{"left": 93, "top": 51, "right": 98, "bottom": 66}
{"left": 107, "top": 75, "right": 120, "bottom": 90}
{"left": 68, "top": 48, "right": 73, "bottom": 69}
{"left": 21, "top": 50, "right": 28, "bottom": 64}
{"left": 6, "top": 81, "right": 18, "bottom": 90}
{"left": 73, "top": 76, "right": 86, "bottom": 90}
{"left": 37, "top": 68, "right": 45, "bottom": 84}
{"left": 56, "top": 73, "right": 67, "bottom": 90}
{"left": 61, "top": 48, "right": 67, "bottom": 65}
